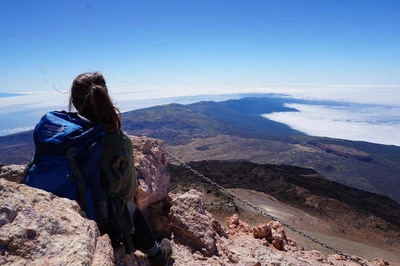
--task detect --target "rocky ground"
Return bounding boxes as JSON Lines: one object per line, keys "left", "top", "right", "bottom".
{"left": 167, "top": 160, "right": 400, "bottom": 266}
{"left": 0, "top": 136, "right": 398, "bottom": 265}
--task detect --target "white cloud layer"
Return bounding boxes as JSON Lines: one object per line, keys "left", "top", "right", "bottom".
{"left": 262, "top": 103, "right": 400, "bottom": 146}
{"left": 0, "top": 126, "right": 34, "bottom": 136}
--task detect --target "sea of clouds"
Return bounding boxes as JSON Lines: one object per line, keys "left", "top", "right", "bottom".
{"left": 259, "top": 85, "right": 400, "bottom": 146}
{"left": 263, "top": 103, "right": 400, "bottom": 146}
{"left": 1, "top": 84, "right": 399, "bottom": 147}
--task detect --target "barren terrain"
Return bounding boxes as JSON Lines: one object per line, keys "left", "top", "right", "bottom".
{"left": 168, "top": 161, "right": 400, "bottom": 266}
{"left": 231, "top": 188, "right": 400, "bottom": 265}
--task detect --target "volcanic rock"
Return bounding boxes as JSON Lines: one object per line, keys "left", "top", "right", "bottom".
{"left": 0, "top": 178, "right": 114, "bottom": 266}
{"left": 0, "top": 136, "right": 391, "bottom": 266}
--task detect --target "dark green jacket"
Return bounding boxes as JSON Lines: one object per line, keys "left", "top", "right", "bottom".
{"left": 100, "top": 130, "right": 137, "bottom": 203}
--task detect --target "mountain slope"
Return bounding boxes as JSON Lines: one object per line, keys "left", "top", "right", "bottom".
{"left": 168, "top": 160, "right": 400, "bottom": 227}
{"left": 167, "top": 160, "right": 400, "bottom": 255}
{"left": 120, "top": 97, "right": 400, "bottom": 203}
{"left": 0, "top": 131, "right": 33, "bottom": 165}
{"left": 122, "top": 97, "right": 304, "bottom": 144}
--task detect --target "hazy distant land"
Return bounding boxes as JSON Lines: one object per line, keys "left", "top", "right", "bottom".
{"left": 1, "top": 92, "right": 400, "bottom": 147}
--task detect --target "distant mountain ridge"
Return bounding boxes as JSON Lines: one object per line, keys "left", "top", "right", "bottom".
{"left": 0, "top": 130, "right": 34, "bottom": 164}
{"left": 122, "top": 97, "right": 304, "bottom": 144}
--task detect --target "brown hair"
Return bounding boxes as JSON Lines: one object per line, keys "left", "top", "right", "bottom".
{"left": 68, "top": 72, "right": 121, "bottom": 132}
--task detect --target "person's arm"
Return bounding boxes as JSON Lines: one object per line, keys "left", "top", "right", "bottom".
{"left": 101, "top": 131, "right": 137, "bottom": 203}
{"left": 118, "top": 132, "right": 137, "bottom": 202}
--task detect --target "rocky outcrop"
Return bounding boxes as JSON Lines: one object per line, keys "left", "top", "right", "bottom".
{"left": 0, "top": 136, "right": 390, "bottom": 265}
{"left": 307, "top": 141, "right": 374, "bottom": 162}
{"left": 169, "top": 190, "right": 220, "bottom": 256}
{"left": 131, "top": 136, "right": 170, "bottom": 211}
{"left": 0, "top": 164, "right": 25, "bottom": 183}
{"left": 227, "top": 213, "right": 290, "bottom": 251}
{"left": 0, "top": 178, "right": 114, "bottom": 266}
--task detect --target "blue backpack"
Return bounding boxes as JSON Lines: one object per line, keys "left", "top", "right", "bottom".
{"left": 25, "top": 111, "right": 135, "bottom": 253}
{"left": 25, "top": 111, "right": 108, "bottom": 226}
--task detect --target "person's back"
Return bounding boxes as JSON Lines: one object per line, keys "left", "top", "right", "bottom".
{"left": 101, "top": 130, "right": 137, "bottom": 203}
{"left": 69, "top": 72, "right": 172, "bottom": 266}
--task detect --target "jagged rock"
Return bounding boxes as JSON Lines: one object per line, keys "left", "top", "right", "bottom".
{"left": 168, "top": 189, "right": 221, "bottom": 256}
{"left": 371, "top": 258, "right": 390, "bottom": 266}
{"left": 253, "top": 223, "right": 271, "bottom": 239}
{"left": 267, "top": 220, "right": 288, "bottom": 250}
{"left": 0, "top": 178, "right": 114, "bottom": 266}
{"left": 131, "top": 136, "right": 170, "bottom": 210}
{"left": 229, "top": 215, "right": 288, "bottom": 251}
{"left": 130, "top": 136, "right": 172, "bottom": 238}
{"left": 145, "top": 198, "right": 173, "bottom": 238}
{"left": 0, "top": 164, "right": 25, "bottom": 183}
{"left": 226, "top": 213, "right": 252, "bottom": 235}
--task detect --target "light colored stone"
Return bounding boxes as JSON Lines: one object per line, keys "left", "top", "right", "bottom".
{"left": 131, "top": 136, "right": 170, "bottom": 210}
{"left": 169, "top": 189, "right": 220, "bottom": 256}
{"left": 226, "top": 213, "right": 252, "bottom": 235}
{"left": 267, "top": 220, "right": 288, "bottom": 251}
{"left": 92, "top": 235, "right": 115, "bottom": 266}
{"left": 253, "top": 223, "right": 271, "bottom": 239}
{"left": 0, "top": 164, "right": 25, "bottom": 183}
{"left": 0, "top": 178, "right": 114, "bottom": 266}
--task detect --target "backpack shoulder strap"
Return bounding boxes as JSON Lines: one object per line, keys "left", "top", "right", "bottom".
{"left": 66, "top": 148, "right": 89, "bottom": 216}
{"left": 108, "top": 194, "right": 135, "bottom": 254}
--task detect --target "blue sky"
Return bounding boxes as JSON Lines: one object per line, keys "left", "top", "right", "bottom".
{"left": 0, "top": 1, "right": 399, "bottom": 145}
{"left": 1, "top": 0, "right": 399, "bottom": 91}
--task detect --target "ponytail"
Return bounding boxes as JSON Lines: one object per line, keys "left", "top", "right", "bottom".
{"left": 69, "top": 72, "right": 121, "bottom": 133}
{"left": 91, "top": 84, "right": 121, "bottom": 132}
